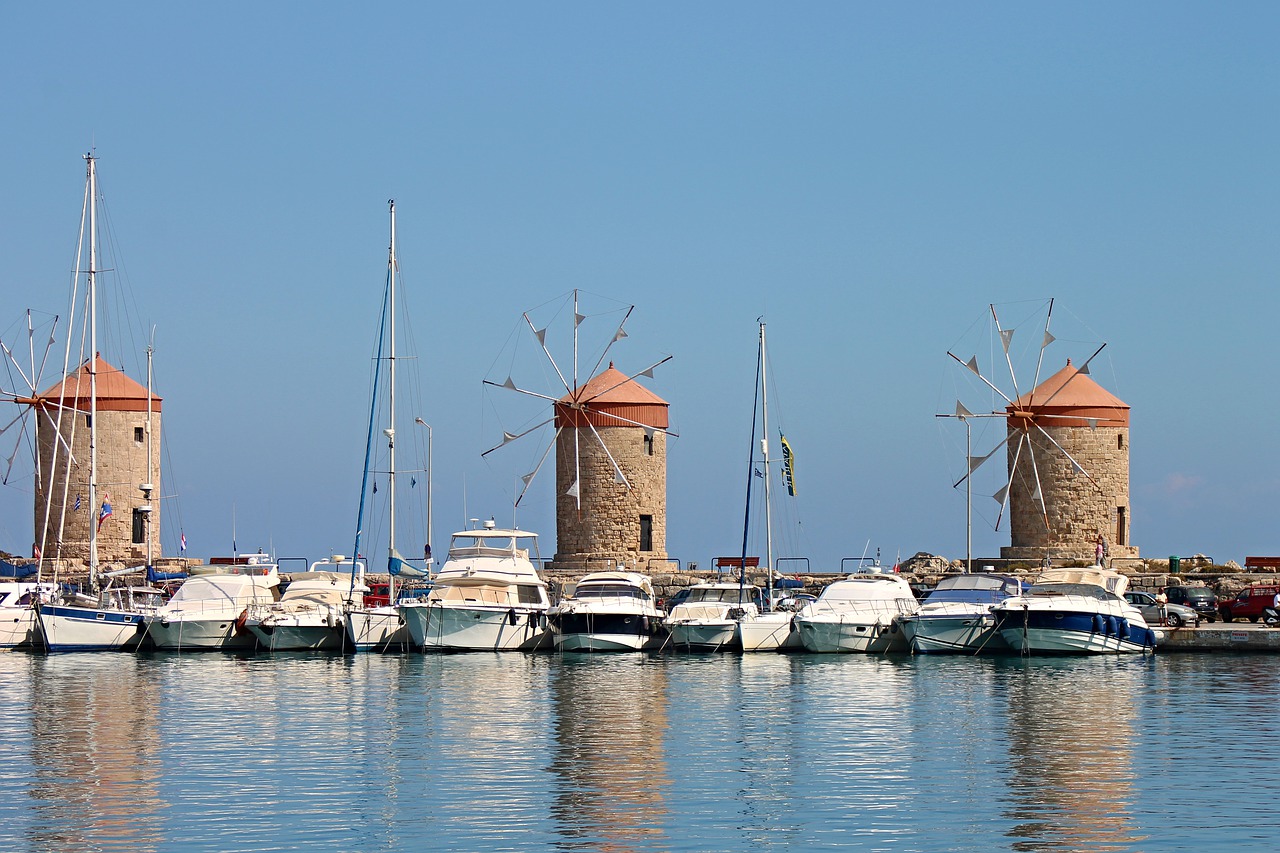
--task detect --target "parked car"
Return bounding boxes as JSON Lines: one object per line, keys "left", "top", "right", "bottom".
{"left": 1162, "top": 585, "right": 1219, "bottom": 623}
{"left": 1124, "top": 591, "right": 1200, "bottom": 628}
{"left": 1218, "top": 584, "right": 1280, "bottom": 623}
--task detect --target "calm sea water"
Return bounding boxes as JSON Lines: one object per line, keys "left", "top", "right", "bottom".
{"left": 0, "top": 649, "right": 1275, "bottom": 853}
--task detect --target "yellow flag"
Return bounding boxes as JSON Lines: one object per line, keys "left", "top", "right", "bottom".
{"left": 780, "top": 434, "right": 797, "bottom": 497}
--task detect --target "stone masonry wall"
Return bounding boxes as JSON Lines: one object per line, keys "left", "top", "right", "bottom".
{"left": 35, "top": 408, "right": 161, "bottom": 567}
{"left": 1003, "top": 423, "right": 1136, "bottom": 562}
{"left": 552, "top": 425, "right": 668, "bottom": 572}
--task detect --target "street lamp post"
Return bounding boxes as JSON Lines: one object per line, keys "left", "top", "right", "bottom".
{"left": 936, "top": 408, "right": 973, "bottom": 574}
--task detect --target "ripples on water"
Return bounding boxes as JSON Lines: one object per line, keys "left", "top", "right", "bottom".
{"left": 1, "top": 651, "right": 1278, "bottom": 852}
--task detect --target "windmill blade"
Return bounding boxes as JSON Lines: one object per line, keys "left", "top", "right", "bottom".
{"left": 513, "top": 427, "right": 561, "bottom": 507}
{"left": 948, "top": 351, "right": 1016, "bottom": 408}
{"left": 576, "top": 354, "right": 674, "bottom": 409}
{"left": 582, "top": 417, "right": 631, "bottom": 491}
{"left": 482, "top": 378, "right": 564, "bottom": 407}
{"left": 578, "top": 405, "right": 679, "bottom": 438}
{"left": 1076, "top": 342, "right": 1106, "bottom": 375}
{"left": 955, "top": 401, "right": 974, "bottom": 419}
{"left": 523, "top": 311, "right": 573, "bottom": 396}
{"left": 991, "top": 304, "right": 1024, "bottom": 401}
{"left": 1023, "top": 429, "right": 1051, "bottom": 531}
{"left": 1030, "top": 422, "right": 1105, "bottom": 493}
{"left": 994, "top": 433, "right": 1027, "bottom": 531}
{"left": 572, "top": 426, "right": 582, "bottom": 509}
{"left": 585, "top": 305, "right": 634, "bottom": 382}
{"left": 38, "top": 407, "right": 77, "bottom": 458}
{"left": 480, "top": 415, "right": 555, "bottom": 457}
{"left": 1029, "top": 297, "right": 1054, "bottom": 396}
{"left": 1032, "top": 342, "right": 1108, "bottom": 409}
{"left": 953, "top": 431, "right": 1014, "bottom": 489}
{"left": 2, "top": 436, "right": 23, "bottom": 485}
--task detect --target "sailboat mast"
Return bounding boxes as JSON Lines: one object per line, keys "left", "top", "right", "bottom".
{"left": 386, "top": 200, "right": 397, "bottom": 600}
{"left": 86, "top": 152, "right": 100, "bottom": 589}
{"left": 146, "top": 341, "right": 154, "bottom": 569}
{"left": 759, "top": 322, "right": 774, "bottom": 609}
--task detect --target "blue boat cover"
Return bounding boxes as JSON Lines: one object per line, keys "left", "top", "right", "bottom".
{"left": 0, "top": 560, "right": 37, "bottom": 578}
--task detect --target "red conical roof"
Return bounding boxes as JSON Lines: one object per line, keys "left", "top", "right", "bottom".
{"left": 1007, "top": 359, "right": 1126, "bottom": 428}
{"left": 33, "top": 356, "right": 162, "bottom": 413}
{"left": 555, "top": 363, "right": 668, "bottom": 429}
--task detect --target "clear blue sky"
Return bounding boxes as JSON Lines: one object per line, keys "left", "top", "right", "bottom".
{"left": 2, "top": 3, "right": 1277, "bottom": 570}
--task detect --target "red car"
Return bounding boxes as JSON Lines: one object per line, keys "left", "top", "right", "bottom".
{"left": 1218, "top": 584, "right": 1280, "bottom": 623}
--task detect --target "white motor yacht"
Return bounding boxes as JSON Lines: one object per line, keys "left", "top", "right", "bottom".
{"left": 664, "top": 581, "right": 762, "bottom": 652}
{"left": 246, "top": 557, "right": 366, "bottom": 651}
{"left": 548, "top": 571, "right": 666, "bottom": 652}
{"left": 897, "top": 573, "right": 1026, "bottom": 655}
{"left": 143, "top": 555, "right": 280, "bottom": 651}
{"left": 398, "top": 522, "right": 551, "bottom": 651}
{"left": 794, "top": 574, "right": 918, "bottom": 653}
{"left": 991, "top": 567, "right": 1161, "bottom": 655}
{"left": 0, "top": 582, "right": 57, "bottom": 649}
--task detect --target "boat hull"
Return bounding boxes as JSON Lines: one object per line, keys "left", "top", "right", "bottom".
{"left": 401, "top": 603, "right": 550, "bottom": 651}
{"left": 737, "top": 612, "right": 800, "bottom": 652}
{"left": 249, "top": 622, "right": 343, "bottom": 651}
{"left": 899, "top": 612, "right": 1003, "bottom": 655}
{"left": 0, "top": 608, "right": 40, "bottom": 649}
{"left": 995, "top": 609, "right": 1158, "bottom": 655}
{"left": 667, "top": 620, "right": 739, "bottom": 652}
{"left": 144, "top": 616, "right": 257, "bottom": 651}
{"left": 345, "top": 606, "right": 408, "bottom": 652}
{"left": 551, "top": 611, "right": 664, "bottom": 652}
{"left": 39, "top": 605, "right": 146, "bottom": 652}
{"left": 796, "top": 616, "right": 908, "bottom": 653}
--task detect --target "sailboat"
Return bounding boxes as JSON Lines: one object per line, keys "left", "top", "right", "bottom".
{"left": 37, "top": 154, "right": 168, "bottom": 652}
{"left": 735, "top": 321, "right": 801, "bottom": 652}
{"left": 345, "top": 200, "right": 431, "bottom": 652}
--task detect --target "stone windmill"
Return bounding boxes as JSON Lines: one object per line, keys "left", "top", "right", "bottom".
{"left": 482, "top": 290, "right": 675, "bottom": 573}
{"left": 945, "top": 299, "right": 1136, "bottom": 565}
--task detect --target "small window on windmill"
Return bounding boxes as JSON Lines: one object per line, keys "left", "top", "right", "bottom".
{"left": 1117, "top": 434, "right": 1124, "bottom": 451}
{"left": 131, "top": 508, "right": 146, "bottom": 544}
{"left": 639, "top": 515, "right": 653, "bottom": 551}
{"left": 643, "top": 432, "right": 653, "bottom": 456}
{"left": 85, "top": 414, "right": 92, "bottom": 429}
{"left": 134, "top": 426, "right": 145, "bottom": 443}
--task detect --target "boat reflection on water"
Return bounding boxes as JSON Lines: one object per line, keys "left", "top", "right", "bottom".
{"left": 548, "top": 654, "right": 671, "bottom": 850}
{"left": 27, "top": 654, "right": 165, "bottom": 852}
{"left": 999, "top": 657, "right": 1144, "bottom": 852}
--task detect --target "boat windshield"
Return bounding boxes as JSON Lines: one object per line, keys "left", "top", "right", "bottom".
{"left": 924, "top": 575, "right": 1023, "bottom": 604}
{"left": 573, "top": 584, "right": 651, "bottom": 601}
{"left": 688, "top": 587, "right": 759, "bottom": 605}
{"left": 1028, "top": 582, "right": 1119, "bottom": 602}
{"left": 429, "top": 583, "right": 547, "bottom": 607}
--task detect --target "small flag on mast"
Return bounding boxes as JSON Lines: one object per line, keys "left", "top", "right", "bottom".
{"left": 97, "top": 494, "right": 113, "bottom": 532}
{"left": 180, "top": 532, "right": 187, "bottom": 553}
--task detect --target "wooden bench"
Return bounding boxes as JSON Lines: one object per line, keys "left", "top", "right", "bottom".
{"left": 1245, "top": 557, "right": 1280, "bottom": 571}
{"left": 714, "top": 556, "right": 760, "bottom": 573}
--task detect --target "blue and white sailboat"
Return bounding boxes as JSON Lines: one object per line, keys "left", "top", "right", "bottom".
{"left": 37, "top": 154, "right": 169, "bottom": 652}
{"left": 345, "top": 200, "right": 432, "bottom": 652}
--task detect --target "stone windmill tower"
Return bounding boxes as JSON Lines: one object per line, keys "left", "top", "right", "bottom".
{"left": 551, "top": 363, "right": 670, "bottom": 573}
{"left": 30, "top": 356, "right": 162, "bottom": 568}
{"left": 1000, "top": 358, "right": 1136, "bottom": 563}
